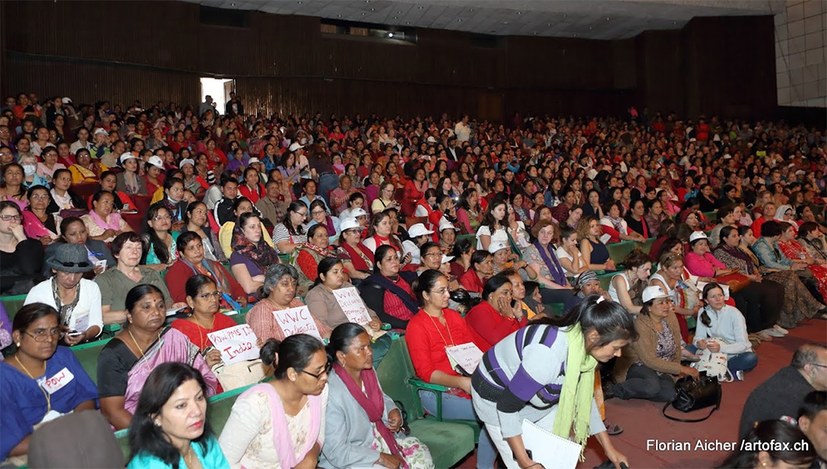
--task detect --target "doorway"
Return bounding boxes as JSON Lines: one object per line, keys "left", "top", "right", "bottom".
{"left": 200, "top": 78, "right": 234, "bottom": 115}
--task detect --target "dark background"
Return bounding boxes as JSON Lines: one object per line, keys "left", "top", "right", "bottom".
{"left": 2, "top": 1, "right": 791, "bottom": 123}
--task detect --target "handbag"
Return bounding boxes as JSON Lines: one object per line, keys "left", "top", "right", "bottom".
{"left": 662, "top": 372, "right": 722, "bottom": 422}
{"left": 715, "top": 273, "right": 751, "bottom": 293}
{"left": 675, "top": 279, "right": 699, "bottom": 310}
{"left": 211, "top": 359, "right": 266, "bottom": 391}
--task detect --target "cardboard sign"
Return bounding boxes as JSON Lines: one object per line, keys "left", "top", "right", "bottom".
{"left": 273, "top": 306, "right": 323, "bottom": 340}
{"left": 332, "top": 287, "right": 373, "bottom": 325}
{"left": 445, "top": 342, "right": 483, "bottom": 376}
{"left": 207, "top": 324, "right": 260, "bottom": 365}
{"left": 41, "top": 367, "right": 75, "bottom": 395}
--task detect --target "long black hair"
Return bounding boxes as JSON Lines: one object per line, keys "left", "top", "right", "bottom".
{"left": 128, "top": 363, "right": 214, "bottom": 469}
{"left": 143, "top": 202, "right": 173, "bottom": 264}
{"left": 260, "top": 334, "right": 325, "bottom": 379}
{"left": 529, "top": 295, "right": 638, "bottom": 350}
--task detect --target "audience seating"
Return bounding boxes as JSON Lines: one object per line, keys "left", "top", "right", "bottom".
{"left": 1, "top": 294, "right": 27, "bottom": 325}
{"left": 71, "top": 338, "right": 111, "bottom": 385}
{"left": 375, "top": 337, "right": 476, "bottom": 468}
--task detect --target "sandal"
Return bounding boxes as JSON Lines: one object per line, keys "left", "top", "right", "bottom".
{"left": 605, "top": 422, "right": 623, "bottom": 435}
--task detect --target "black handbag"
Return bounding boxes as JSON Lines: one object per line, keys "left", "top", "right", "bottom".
{"left": 662, "top": 372, "right": 722, "bottom": 422}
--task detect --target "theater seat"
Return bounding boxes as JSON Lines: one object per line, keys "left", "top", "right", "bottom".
{"left": 376, "top": 337, "right": 476, "bottom": 468}
{"left": 71, "top": 338, "right": 111, "bottom": 385}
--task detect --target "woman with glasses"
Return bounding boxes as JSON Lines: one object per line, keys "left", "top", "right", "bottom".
{"left": 273, "top": 201, "right": 308, "bottom": 256}
{"left": 306, "top": 199, "right": 341, "bottom": 245}
{"left": 81, "top": 190, "right": 133, "bottom": 243}
{"left": 166, "top": 232, "right": 246, "bottom": 306}
{"left": 336, "top": 218, "right": 373, "bottom": 282}
{"left": 25, "top": 243, "right": 103, "bottom": 346}
{"left": 171, "top": 275, "right": 238, "bottom": 371}
{"left": 22, "top": 185, "right": 58, "bottom": 245}
{"left": 142, "top": 202, "right": 179, "bottom": 269}
{"left": 0, "top": 303, "right": 97, "bottom": 462}
{"left": 219, "top": 334, "right": 329, "bottom": 468}
{"left": 296, "top": 224, "right": 338, "bottom": 293}
{"left": 359, "top": 245, "right": 420, "bottom": 330}
{"left": 371, "top": 181, "right": 399, "bottom": 214}
{"left": 98, "top": 284, "right": 218, "bottom": 430}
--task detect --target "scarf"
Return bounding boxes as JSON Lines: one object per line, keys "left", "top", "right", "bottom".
{"left": 552, "top": 323, "right": 597, "bottom": 459}
{"left": 323, "top": 217, "right": 336, "bottom": 237}
{"left": 88, "top": 209, "right": 122, "bottom": 231}
{"left": 716, "top": 244, "right": 755, "bottom": 274}
{"left": 50, "top": 189, "right": 73, "bottom": 210}
{"left": 231, "top": 226, "right": 280, "bottom": 271}
{"left": 51, "top": 277, "right": 80, "bottom": 327}
{"left": 241, "top": 382, "right": 322, "bottom": 469}
{"left": 332, "top": 364, "right": 405, "bottom": 465}
{"left": 606, "top": 215, "right": 624, "bottom": 232}
{"left": 804, "top": 237, "right": 827, "bottom": 260}
{"left": 181, "top": 257, "right": 233, "bottom": 294}
{"left": 340, "top": 242, "right": 374, "bottom": 271}
{"left": 534, "top": 240, "right": 567, "bottom": 285}
{"left": 366, "top": 273, "right": 419, "bottom": 317}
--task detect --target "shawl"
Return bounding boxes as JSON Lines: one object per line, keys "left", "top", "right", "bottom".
{"left": 88, "top": 209, "right": 122, "bottom": 231}
{"left": 365, "top": 273, "right": 419, "bottom": 318}
{"left": 240, "top": 382, "right": 322, "bottom": 469}
{"left": 231, "top": 225, "right": 280, "bottom": 271}
{"left": 605, "top": 215, "right": 624, "bottom": 233}
{"left": 180, "top": 257, "right": 234, "bottom": 295}
{"left": 332, "top": 364, "right": 405, "bottom": 464}
{"left": 339, "top": 242, "right": 374, "bottom": 271}
{"left": 552, "top": 324, "right": 597, "bottom": 459}
{"left": 533, "top": 240, "right": 568, "bottom": 285}
{"left": 713, "top": 244, "right": 755, "bottom": 274}
{"left": 70, "top": 163, "right": 98, "bottom": 182}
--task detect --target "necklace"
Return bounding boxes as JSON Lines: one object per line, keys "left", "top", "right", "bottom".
{"left": 182, "top": 443, "right": 195, "bottom": 468}
{"left": 14, "top": 354, "right": 51, "bottom": 413}
{"left": 191, "top": 314, "right": 215, "bottom": 350}
{"left": 127, "top": 328, "right": 161, "bottom": 358}
{"left": 425, "top": 309, "right": 456, "bottom": 347}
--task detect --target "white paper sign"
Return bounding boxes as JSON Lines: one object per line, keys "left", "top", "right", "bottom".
{"left": 521, "top": 419, "right": 581, "bottom": 469}
{"left": 273, "top": 306, "right": 323, "bottom": 340}
{"left": 41, "top": 367, "right": 75, "bottom": 395}
{"left": 207, "top": 324, "right": 260, "bottom": 365}
{"left": 332, "top": 287, "right": 373, "bottom": 326}
{"left": 445, "top": 342, "right": 483, "bottom": 375}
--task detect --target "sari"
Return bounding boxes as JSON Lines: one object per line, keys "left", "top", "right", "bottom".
{"left": 123, "top": 328, "right": 218, "bottom": 414}
{"left": 778, "top": 239, "right": 827, "bottom": 301}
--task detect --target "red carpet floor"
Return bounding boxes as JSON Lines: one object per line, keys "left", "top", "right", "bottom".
{"left": 455, "top": 318, "right": 826, "bottom": 469}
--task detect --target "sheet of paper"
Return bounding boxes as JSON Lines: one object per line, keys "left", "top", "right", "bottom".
{"left": 332, "top": 287, "right": 373, "bottom": 325}
{"left": 207, "top": 324, "right": 260, "bottom": 365}
{"left": 273, "top": 306, "right": 323, "bottom": 340}
{"left": 521, "top": 419, "right": 582, "bottom": 469}
{"left": 445, "top": 342, "right": 483, "bottom": 375}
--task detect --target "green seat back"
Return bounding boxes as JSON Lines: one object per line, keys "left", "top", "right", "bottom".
{"left": 606, "top": 240, "right": 637, "bottom": 265}
{"left": 2, "top": 294, "right": 28, "bottom": 325}
{"left": 456, "top": 233, "right": 476, "bottom": 245}
{"left": 639, "top": 237, "right": 656, "bottom": 255}
{"left": 703, "top": 211, "right": 718, "bottom": 224}
{"left": 71, "top": 338, "right": 111, "bottom": 385}
{"left": 376, "top": 337, "right": 424, "bottom": 421}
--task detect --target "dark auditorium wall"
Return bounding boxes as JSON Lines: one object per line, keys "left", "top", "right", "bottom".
{"left": 1, "top": 1, "right": 776, "bottom": 120}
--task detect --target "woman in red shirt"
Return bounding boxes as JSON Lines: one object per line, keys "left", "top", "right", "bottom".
{"left": 405, "top": 270, "right": 496, "bottom": 467}
{"left": 402, "top": 167, "right": 427, "bottom": 217}
{"left": 465, "top": 274, "right": 528, "bottom": 351}
{"left": 458, "top": 250, "right": 494, "bottom": 294}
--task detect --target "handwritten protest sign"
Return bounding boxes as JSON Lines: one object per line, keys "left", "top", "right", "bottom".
{"left": 445, "top": 342, "right": 483, "bottom": 376}
{"left": 207, "top": 324, "right": 260, "bottom": 365}
{"left": 333, "top": 287, "right": 373, "bottom": 325}
{"left": 273, "top": 306, "right": 323, "bottom": 340}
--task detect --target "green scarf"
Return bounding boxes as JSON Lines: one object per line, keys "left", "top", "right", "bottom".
{"left": 552, "top": 323, "right": 598, "bottom": 458}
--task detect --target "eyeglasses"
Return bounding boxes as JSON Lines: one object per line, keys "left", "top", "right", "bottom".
{"left": 810, "top": 363, "right": 827, "bottom": 369}
{"left": 30, "top": 194, "right": 50, "bottom": 200}
{"left": 299, "top": 361, "right": 332, "bottom": 380}
{"left": 24, "top": 327, "right": 64, "bottom": 342}
{"left": 153, "top": 215, "right": 172, "bottom": 221}
{"left": 311, "top": 210, "right": 326, "bottom": 216}
{"left": 424, "top": 252, "right": 442, "bottom": 258}
{"left": 196, "top": 291, "right": 221, "bottom": 300}
{"left": 0, "top": 215, "right": 21, "bottom": 221}
{"left": 294, "top": 211, "right": 307, "bottom": 217}
{"left": 56, "top": 260, "right": 90, "bottom": 268}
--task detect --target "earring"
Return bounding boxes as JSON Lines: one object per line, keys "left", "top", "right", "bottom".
{"left": 16, "top": 342, "right": 20, "bottom": 347}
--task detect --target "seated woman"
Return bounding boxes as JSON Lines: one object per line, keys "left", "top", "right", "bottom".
{"left": 692, "top": 283, "right": 759, "bottom": 378}
{"left": 624, "top": 199, "right": 651, "bottom": 240}
{"left": 608, "top": 249, "right": 651, "bottom": 315}
{"left": 25, "top": 243, "right": 102, "bottom": 345}
{"left": 296, "top": 224, "right": 339, "bottom": 292}
{"left": 305, "top": 257, "right": 383, "bottom": 336}
{"left": 649, "top": 252, "right": 701, "bottom": 343}
{"left": 600, "top": 202, "right": 645, "bottom": 243}
{"left": 371, "top": 181, "right": 400, "bottom": 215}
{"left": 36, "top": 146, "right": 66, "bottom": 184}
{"left": 610, "top": 286, "right": 698, "bottom": 402}
{"left": 778, "top": 221, "right": 827, "bottom": 302}
{"left": 685, "top": 231, "right": 784, "bottom": 340}
{"left": 307, "top": 199, "right": 341, "bottom": 245}
{"left": 490, "top": 239, "right": 532, "bottom": 278}
{"left": 166, "top": 232, "right": 246, "bottom": 306}
{"left": 458, "top": 249, "right": 494, "bottom": 295}
{"left": 115, "top": 153, "right": 147, "bottom": 197}
{"left": 328, "top": 174, "right": 357, "bottom": 215}
{"left": 406, "top": 270, "right": 496, "bottom": 468}
{"left": 272, "top": 201, "right": 308, "bottom": 256}
{"left": 99, "top": 170, "right": 136, "bottom": 211}
{"left": 218, "top": 197, "right": 274, "bottom": 259}
{"left": 0, "top": 303, "right": 97, "bottom": 462}
{"left": 247, "top": 264, "right": 330, "bottom": 342}
{"left": 142, "top": 202, "right": 179, "bottom": 270}
{"left": 523, "top": 220, "right": 578, "bottom": 305}
{"left": 361, "top": 210, "right": 404, "bottom": 254}
{"left": 48, "top": 168, "right": 85, "bottom": 213}
{"left": 450, "top": 238, "right": 474, "bottom": 279}
{"left": 22, "top": 185, "right": 59, "bottom": 245}
{"left": 1, "top": 163, "right": 29, "bottom": 210}
{"left": 126, "top": 363, "right": 229, "bottom": 469}
{"left": 97, "top": 284, "right": 218, "bottom": 430}
{"left": 230, "top": 212, "right": 280, "bottom": 297}
{"left": 556, "top": 225, "right": 588, "bottom": 277}
{"left": 219, "top": 335, "right": 328, "bottom": 468}
{"left": 81, "top": 190, "right": 133, "bottom": 243}
{"left": 44, "top": 216, "right": 115, "bottom": 277}
{"left": 476, "top": 196, "right": 528, "bottom": 251}
{"left": 157, "top": 177, "right": 188, "bottom": 230}
{"left": 578, "top": 215, "right": 617, "bottom": 271}
{"left": 95, "top": 232, "right": 176, "bottom": 326}
{"left": 171, "top": 275, "right": 238, "bottom": 372}
{"left": 183, "top": 200, "right": 225, "bottom": 263}
{"left": 466, "top": 273, "right": 528, "bottom": 351}
{"left": 321, "top": 323, "right": 434, "bottom": 469}
{"left": 336, "top": 217, "right": 373, "bottom": 282}
{"left": 68, "top": 148, "right": 104, "bottom": 184}
{"left": 359, "top": 245, "right": 420, "bottom": 330}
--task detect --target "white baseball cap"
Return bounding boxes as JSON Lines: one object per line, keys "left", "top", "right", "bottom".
{"left": 119, "top": 153, "right": 137, "bottom": 166}
{"left": 441, "top": 254, "right": 455, "bottom": 264}
{"left": 147, "top": 155, "right": 164, "bottom": 169}
{"left": 408, "top": 223, "right": 434, "bottom": 238}
{"left": 94, "top": 128, "right": 108, "bottom": 137}
{"left": 351, "top": 208, "right": 368, "bottom": 218}
{"left": 178, "top": 158, "right": 195, "bottom": 169}
{"left": 439, "top": 219, "right": 460, "bottom": 232}
{"left": 642, "top": 286, "right": 671, "bottom": 303}
{"left": 489, "top": 240, "right": 509, "bottom": 253}
{"left": 340, "top": 218, "right": 362, "bottom": 232}
{"left": 688, "top": 231, "right": 708, "bottom": 243}
{"left": 289, "top": 142, "right": 304, "bottom": 152}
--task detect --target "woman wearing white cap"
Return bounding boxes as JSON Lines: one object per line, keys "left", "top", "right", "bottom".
{"left": 609, "top": 286, "right": 698, "bottom": 402}
{"left": 336, "top": 217, "right": 373, "bottom": 282}
{"left": 115, "top": 153, "right": 146, "bottom": 196}
{"left": 402, "top": 223, "right": 434, "bottom": 266}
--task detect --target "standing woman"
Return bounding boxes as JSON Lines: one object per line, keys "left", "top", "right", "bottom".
{"left": 219, "top": 335, "right": 329, "bottom": 468}
{"left": 142, "top": 203, "right": 179, "bottom": 269}
{"left": 127, "top": 363, "right": 229, "bottom": 469}
{"left": 321, "top": 323, "right": 434, "bottom": 469}
{"left": 0, "top": 303, "right": 98, "bottom": 462}
{"left": 470, "top": 297, "right": 635, "bottom": 469}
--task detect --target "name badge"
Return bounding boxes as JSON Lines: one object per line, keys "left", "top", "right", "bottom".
{"left": 41, "top": 367, "right": 75, "bottom": 395}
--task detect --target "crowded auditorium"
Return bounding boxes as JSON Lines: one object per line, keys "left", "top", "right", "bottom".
{"left": 0, "top": 0, "right": 826, "bottom": 468}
